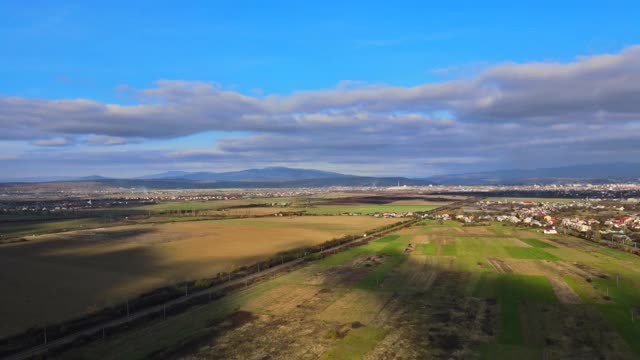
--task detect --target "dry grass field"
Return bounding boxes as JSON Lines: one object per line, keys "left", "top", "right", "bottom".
{"left": 0, "top": 216, "right": 396, "bottom": 337}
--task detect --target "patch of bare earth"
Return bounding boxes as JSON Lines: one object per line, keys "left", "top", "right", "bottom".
{"left": 305, "top": 265, "right": 371, "bottom": 287}
{"left": 435, "top": 240, "right": 443, "bottom": 256}
{"left": 487, "top": 257, "right": 513, "bottom": 273}
{"left": 403, "top": 242, "right": 415, "bottom": 254}
{"left": 350, "top": 254, "right": 387, "bottom": 267}
{"left": 549, "top": 278, "right": 582, "bottom": 304}
{"left": 413, "top": 235, "right": 429, "bottom": 244}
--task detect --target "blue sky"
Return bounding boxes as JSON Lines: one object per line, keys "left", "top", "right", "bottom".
{"left": 2, "top": 1, "right": 640, "bottom": 178}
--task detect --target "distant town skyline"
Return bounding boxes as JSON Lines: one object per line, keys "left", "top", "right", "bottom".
{"left": 2, "top": 1, "right": 640, "bottom": 177}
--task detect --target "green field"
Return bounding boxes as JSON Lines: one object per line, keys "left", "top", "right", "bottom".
{"left": 441, "top": 241, "right": 457, "bottom": 256}
{"left": 566, "top": 274, "right": 640, "bottom": 354}
{"left": 132, "top": 198, "right": 304, "bottom": 212}
{"left": 301, "top": 204, "right": 439, "bottom": 215}
{"left": 504, "top": 246, "right": 560, "bottom": 260}
{"left": 54, "top": 221, "right": 640, "bottom": 359}
{"left": 0, "top": 218, "right": 110, "bottom": 238}
{"left": 519, "top": 237, "right": 556, "bottom": 248}
{"left": 421, "top": 241, "right": 437, "bottom": 255}
{"left": 319, "top": 326, "right": 386, "bottom": 360}
{"left": 495, "top": 274, "right": 557, "bottom": 344}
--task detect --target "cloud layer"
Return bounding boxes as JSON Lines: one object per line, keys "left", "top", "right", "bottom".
{"left": 2, "top": 46, "right": 640, "bottom": 176}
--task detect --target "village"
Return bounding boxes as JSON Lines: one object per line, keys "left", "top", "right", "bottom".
{"left": 428, "top": 197, "right": 640, "bottom": 251}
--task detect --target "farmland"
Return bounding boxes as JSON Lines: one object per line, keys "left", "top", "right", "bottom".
{"left": 57, "top": 220, "right": 640, "bottom": 359}
{"left": 0, "top": 216, "right": 397, "bottom": 337}
{"left": 132, "top": 197, "right": 445, "bottom": 216}
{"left": 301, "top": 203, "right": 440, "bottom": 215}
{"left": 0, "top": 195, "right": 448, "bottom": 241}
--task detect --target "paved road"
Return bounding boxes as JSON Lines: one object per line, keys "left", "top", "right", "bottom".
{"left": 5, "top": 219, "right": 418, "bottom": 360}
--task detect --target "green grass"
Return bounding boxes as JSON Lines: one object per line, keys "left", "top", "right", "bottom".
{"left": 379, "top": 237, "right": 409, "bottom": 255}
{"left": 135, "top": 197, "right": 302, "bottom": 212}
{"left": 303, "top": 204, "right": 438, "bottom": 215}
{"left": 452, "top": 236, "right": 516, "bottom": 272}
{"left": 498, "top": 300, "right": 523, "bottom": 344}
{"left": 62, "top": 281, "right": 280, "bottom": 360}
{"left": 504, "top": 247, "right": 560, "bottom": 261}
{"left": 319, "top": 326, "right": 386, "bottom": 360}
{"left": 441, "top": 242, "right": 457, "bottom": 256}
{"left": 135, "top": 200, "right": 229, "bottom": 212}
{"left": 479, "top": 343, "right": 542, "bottom": 360}
{"left": 422, "top": 242, "right": 437, "bottom": 255}
{"left": 596, "top": 305, "right": 640, "bottom": 354}
{"left": 583, "top": 276, "right": 640, "bottom": 354}
{"left": 472, "top": 273, "right": 499, "bottom": 298}
{"left": 446, "top": 220, "right": 463, "bottom": 227}
{"left": 316, "top": 235, "right": 407, "bottom": 268}
{"left": 357, "top": 255, "right": 406, "bottom": 290}
{"left": 317, "top": 247, "right": 374, "bottom": 267}
{"left": 493, "top": 274, "right": 557, "bottom": 345}
{"left": 357, "top": 236, "right": 409, "bottom": 289}
{"left": 591, "top": 246, "right": 640, "bottom": 262}
{"left": 375, "top": 235, "right": 400, "bottom": 243}
{"left": 519, "top": 238, "right": 555, "bottom": 248}
{"left": 564, "top": 272, "right": 640, "bottom": 351}
{"left": 506, "top": 274, "right": 558, "bottom": 303}
{"left": 564, "top": 276, "right": 595, "bottom": 302}
{"left": 490, "top": 223, "right": 516, "bottom": 236}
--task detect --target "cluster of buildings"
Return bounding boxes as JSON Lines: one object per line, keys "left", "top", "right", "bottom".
{"left": 450, "top": 198, "right": 640, "bottom": 240}
{"left": 424, "top": 183, "right": 640, "bottom": 195}
{"left": 153, "top": 189, "right": 319, "bottom": 202}
{"left": 370, "top": 211, "right": 415, "bottom": 218}
{"left": 0, "top": 189, "right": 327, "bottom": 215}
{"left": 0, "top": 198, "right": 156, "bottom": 214}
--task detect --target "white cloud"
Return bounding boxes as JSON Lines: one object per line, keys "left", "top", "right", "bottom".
{"left": 31, "top": 137, "right": 71, "bottom": 146}
{"left": 2, "top": 45, "right": 640, "bottom": 175}
{"left": 85, "top": 135, "right": 137, "bottom": 146}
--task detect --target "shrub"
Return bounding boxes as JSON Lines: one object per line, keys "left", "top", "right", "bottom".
{"left": 324, "top": 328, "right": 342, "bottom": 340}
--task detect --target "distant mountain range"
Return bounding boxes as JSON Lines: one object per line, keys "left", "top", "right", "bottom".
{"left": 136, "top": 167, "right": 352, "bottom": 181}
{"left": 2, "top": 163, "right": 640, "bottom": 187}
{"left": 0, "top": 167, "right": 429, "bottom": 188}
